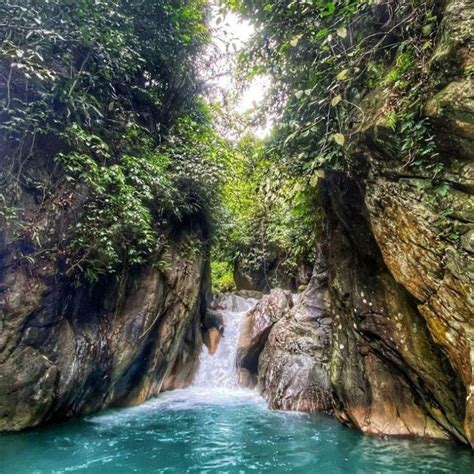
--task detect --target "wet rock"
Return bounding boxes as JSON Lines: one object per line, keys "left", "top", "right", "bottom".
{"left": 0, "top": 347, "right": 57, "bottom": 430}
{"left": 258, "top": 260, "right": 333, "bottom": 412}
{"left": 236, "top": 289, "right": 292, "bottom": 387}
{"left": 209, "top": 293, "right": 256, "bottom": 313}
{"left": 202, "top": 310, "right": 224, "bottom": 356}
{"left": 203, "top": 329, "right": 221, "bottom": 356}
{"left": 322, "top": 170, "right": 468, "bottom": 444}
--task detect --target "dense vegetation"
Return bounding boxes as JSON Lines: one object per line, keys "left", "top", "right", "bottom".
{"left": 210, "top": 0, "right": 454, "bottom": 290}
{"left": 0, "top": 0, "right": 230, "bottom": 283}
{"left": 212, "top": 134, "right": 319, "bottom": 292}
{"left": 227, "top": 0, "right": 441, "bottom": 176}
{"left": 1, "top": 0, "right": 450, "bottom": 291}
{"left": 0, "top": 0, "right": 322, "bottom": 291}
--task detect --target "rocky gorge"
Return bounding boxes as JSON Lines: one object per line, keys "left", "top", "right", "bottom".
{"left": 0, "top": 0, "right": 473, "bottom": 463}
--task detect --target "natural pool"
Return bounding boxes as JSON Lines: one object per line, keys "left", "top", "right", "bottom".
{"left": 0, "top": 387, "right": 473, "bottom": 474}
{"left": 2, "top": 296, "right": 472, "bottom": 473}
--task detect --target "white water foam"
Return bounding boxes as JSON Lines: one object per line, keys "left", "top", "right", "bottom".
{"left": 192, "top": 294, "right": 256, "bottom": 389}
{"left": 89, "top": 294, "right": 259, "bottom": 429}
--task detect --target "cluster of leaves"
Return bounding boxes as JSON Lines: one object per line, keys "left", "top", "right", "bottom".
{"left": 0, "top": 0, "right": 228, "bottom": 282}
{"left": 211, "top": 259, "right": 236, "bottom": 293}
{"left": 223, "top": 0, "right": 441, "bottom": 178}
{"left": 212, "top": 135, "right": 319, "bottom": 292}
{"left": 57, "top": 108, "right": 229, "bottom": 282}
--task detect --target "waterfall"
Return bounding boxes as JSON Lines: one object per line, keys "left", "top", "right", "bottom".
{"left": 192, "top": 295, "right": 256, "bottom": 389}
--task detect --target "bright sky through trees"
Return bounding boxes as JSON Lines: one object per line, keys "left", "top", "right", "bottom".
{"left": 206, "top": 5, "right": 272, "bottom": 137}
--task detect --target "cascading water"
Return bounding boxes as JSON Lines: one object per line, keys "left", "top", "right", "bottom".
{"left": 193, "top": 294, "right": 257, "bottom": 389}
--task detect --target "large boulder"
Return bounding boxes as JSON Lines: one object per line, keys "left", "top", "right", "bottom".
{"left": 236, "top": 289, "right": 292, "bottom": 387}
{"left": 0, "top": 195, "right": 209, "bottom": 430}
{"left": 233, "top": 262, "right": 313, "bottom": 293}
{"left": 258, "top": 259, "right": 333, "bottom": 412}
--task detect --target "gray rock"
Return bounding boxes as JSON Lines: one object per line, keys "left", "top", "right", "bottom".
{"left": 258, "top": 261, "right": 333, "bottom": 412}
{"left": 236, "top": 289, "right": 292, "bottom": 387}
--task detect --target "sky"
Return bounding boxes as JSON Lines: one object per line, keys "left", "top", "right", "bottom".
{"left": 206, "top": 6, "right": 272, "bottom": 138}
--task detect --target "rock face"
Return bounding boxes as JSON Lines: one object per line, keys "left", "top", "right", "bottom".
{"left": 234, "top": 261, "right": 312, "bottom": 293}
{"left": 236, "top": 289, "right": 292, "bottom": 387}
{"left": 240, "top": 0, "right": 473, "bottom": 447}
{"left": 323, "top": 174, "right": 467, "bottom": 442}
{"left": 258, "top": 260, "right": 332, "bottom": 412}
{"left": 321, "top": 0, "right": 473, "bottom": 445}
{"left": 0, "top": 192, "right": 209, "bottom": 430}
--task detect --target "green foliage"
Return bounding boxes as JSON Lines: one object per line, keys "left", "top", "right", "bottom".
{"left": 211, "top": 260, "right": 236, "bottom": 293}
{"left": 383, "top": 49, "right": 415, "bottom": 88}
{"left": 223, "top": 0, "right": 441, "bottom": 178}
{"left": 57, "top": 108, "right": 227, "bottom": 282}
{"left": 2, "top": 0, "right": 450, "bottom": 291}
{"left": 212, "top": 135, "right": 319, "bottom": 291}
{"left": 0, "top": 198, "right": 18, "bottom": 231}
{"left": 59, "top": 144, "right": 168, "bottom": 280}
{"left": 0, "top": 0, "right": 223, "bottom": 282}
{"left": 398, "top": 113, "right": 438, "bottom": 168}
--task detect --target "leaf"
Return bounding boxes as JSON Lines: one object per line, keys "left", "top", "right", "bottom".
{"left": 283, "top": 130, "right": 298, "bottom": 146}
{"left": 295, "top": 90, "right": 304, "bottom": 99}
{"left": 310, "top": 170, "right": 325, "bottom": 187}
{"left": 336, "top": 26, "right": 347, "bottom": 39}
{"left": 331, "top": 95, "right": 342, "bottom": 106}
{"left": 333, "top": 133, "right": 345, "bottom": 146}
{"left": 290, "top": 34, "right": 303, "bottom": 47}
{"left": 336, "top": 69, "right": 349, "bottom": 81}
{"left": 434, "top": 183, "right": 450, "bottom": 197}
{"left": 422, "top": 24, "right": 433, "bottom": 35}
{"left": 322, "top": 2, "right": 336, "bottom": 16}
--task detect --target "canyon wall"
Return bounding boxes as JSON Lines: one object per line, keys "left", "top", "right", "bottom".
{"left": 0, "top": 190, "right": 209, "bottom": 430}
{"left": 325, "top": 0, "right": 472, "bottom": 444}
{"left": 238, "top": 0, "right": 473, "bottom": 447}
